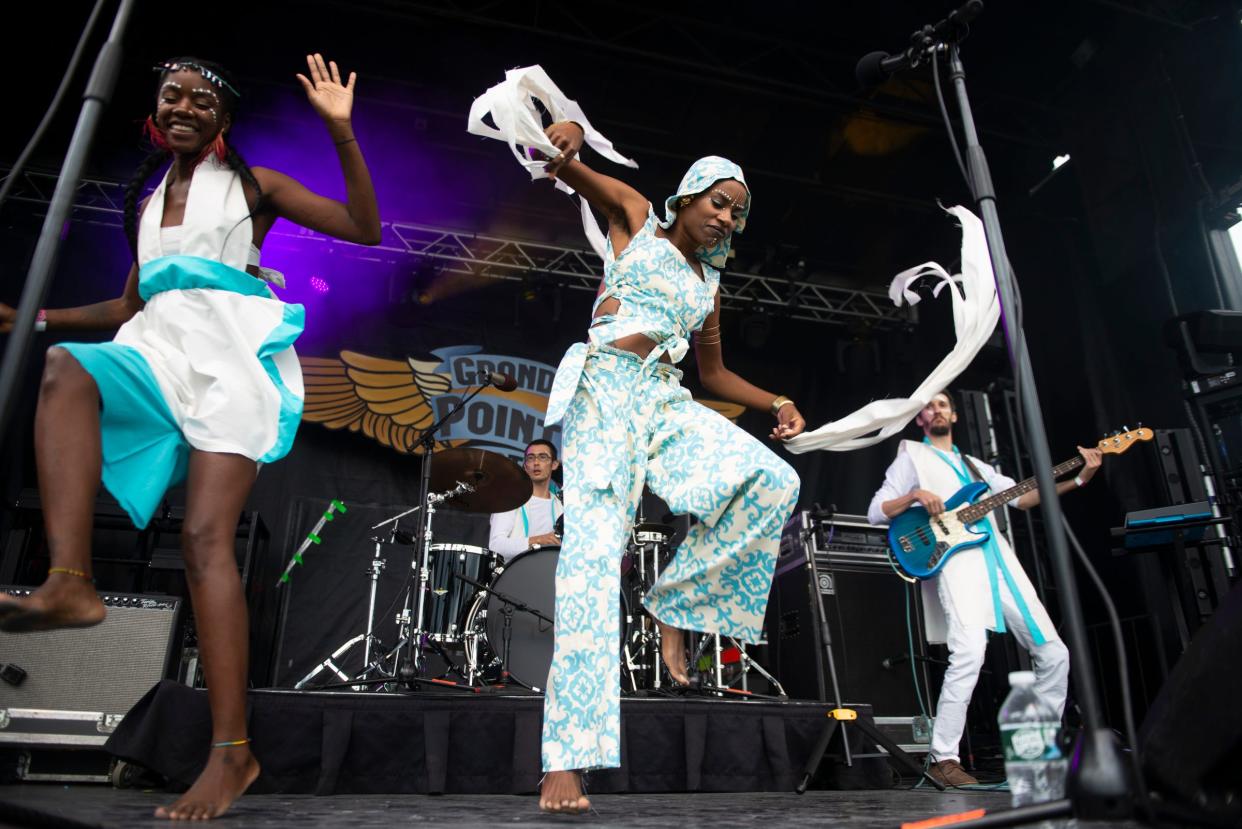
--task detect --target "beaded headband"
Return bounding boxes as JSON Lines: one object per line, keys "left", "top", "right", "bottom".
{"left": 154, "top": 61, "right": 241, "bottom": 99}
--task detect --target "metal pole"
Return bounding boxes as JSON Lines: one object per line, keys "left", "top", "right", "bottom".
{"left": 947, "top": 43, "right": 1129, "bottom": 810}
{"left": 0, "top": 0, "right": 136, "bottom": 438}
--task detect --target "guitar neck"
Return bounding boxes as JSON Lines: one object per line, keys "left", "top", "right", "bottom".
{"left": 958, "top": 456, "right": 1084, "bottom": 521}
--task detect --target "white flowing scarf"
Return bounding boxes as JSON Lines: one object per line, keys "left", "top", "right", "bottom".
{"left": 467, "top": 65, "right": 639, "bottom": 261}
{"left": 784, "top": 205, "right": 1001, "bottom": 453}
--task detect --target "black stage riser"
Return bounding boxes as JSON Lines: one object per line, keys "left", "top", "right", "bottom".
{"left": 106, "top": 681, "right": 887, "bottom": 795}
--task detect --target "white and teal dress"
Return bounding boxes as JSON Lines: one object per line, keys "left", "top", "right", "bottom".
{"left": 59, "top": 156, "right": 305, "bottom": 529}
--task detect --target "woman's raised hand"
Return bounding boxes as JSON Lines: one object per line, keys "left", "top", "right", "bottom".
{"left": 296, "top": 54, "right": 356, "bottom": 123}
{"left": 542, "top": 121, "right": 584, "bottom": 179}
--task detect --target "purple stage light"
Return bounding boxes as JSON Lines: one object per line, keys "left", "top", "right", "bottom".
{"left": 309, "top": 275, "right": 330, "bottom": 294}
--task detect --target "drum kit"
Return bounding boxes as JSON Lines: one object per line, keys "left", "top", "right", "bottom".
{"left": 293, "top": 442, "right": 782, "bottom": 696}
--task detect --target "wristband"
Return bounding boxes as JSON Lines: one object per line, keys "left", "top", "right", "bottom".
{"left": 770, "top": 395, "right": 793, "bottom": 417}
{"left": 334, "top": 137, "right": 357, "bottom": 146}
{"left": 1074, "top": 475, "right": 1085, "bottom": 488}
{"left": 34, "top": 309, "right": 47, "bottom": 332}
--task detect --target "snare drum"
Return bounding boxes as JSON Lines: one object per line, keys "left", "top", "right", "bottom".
{"left": 426, "top": 543, "right": 497, "bottom": 642}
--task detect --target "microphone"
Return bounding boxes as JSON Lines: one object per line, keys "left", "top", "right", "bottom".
{"left": 856, "top": 0, "right": 984, "bottom": 87}
{"left": 482, "top": 372, "right": 518, "bottom": 392}
{"left": 856, "top": 50, "right": 914, "bottom": 87}
{"left": 881, "top": 652, "right": 910, "bottom": 670}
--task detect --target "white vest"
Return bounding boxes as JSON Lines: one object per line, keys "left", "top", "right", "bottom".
{"left": 901, "top": 440, "right": 1054, "bottom": 644}
{"left": 138, "top": 155, "right": 253, "bottom": 271}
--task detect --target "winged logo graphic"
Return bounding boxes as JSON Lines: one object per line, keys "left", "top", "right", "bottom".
{"left": 300, "top": 351, "right": 455, "bottom": 454}
{"left": 301, "top": 348, "right": 746, "bottom": 457}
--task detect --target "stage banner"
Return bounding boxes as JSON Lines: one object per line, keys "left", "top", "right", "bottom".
{"left": 300, "top": 345, "right": 743, "bottom": 461}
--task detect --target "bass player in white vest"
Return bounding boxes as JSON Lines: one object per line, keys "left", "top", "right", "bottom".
{"left": 867, "top": 390, "right": 1101, "bottom": 787}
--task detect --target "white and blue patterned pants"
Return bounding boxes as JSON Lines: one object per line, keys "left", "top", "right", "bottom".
{"left": 541, "top": 346, "right": 800, "bottom": 772}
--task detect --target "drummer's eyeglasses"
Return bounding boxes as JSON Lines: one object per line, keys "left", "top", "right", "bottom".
{"left": 524, "top": 453, "right": 553, "bottom": 463}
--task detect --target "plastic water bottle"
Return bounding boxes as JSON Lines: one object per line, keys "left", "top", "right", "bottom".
{"left": 999, "top": 671, "right": 1072, "bottom": 828}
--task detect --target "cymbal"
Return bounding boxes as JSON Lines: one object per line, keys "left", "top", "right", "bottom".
{"left": 429, "top": 447, "right": 532, "bottom": 514}
{"left": 633, "top": 521, "right": 675, "bottom": 538}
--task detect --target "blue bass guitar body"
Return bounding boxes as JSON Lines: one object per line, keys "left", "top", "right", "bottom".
{"left": 887, "top": 481, "right": 992, "bottom": 579}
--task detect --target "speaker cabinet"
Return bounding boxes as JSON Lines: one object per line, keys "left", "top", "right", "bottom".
{"left": 0, "top": 588, "right": 182, "bottom": 718}
{"left": 764, "top": 513, "right": 930, "bottom": 717}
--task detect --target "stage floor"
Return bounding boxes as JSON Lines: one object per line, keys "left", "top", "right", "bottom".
{"left": 0, "top": 784, "right": 1148, "bottom": 828}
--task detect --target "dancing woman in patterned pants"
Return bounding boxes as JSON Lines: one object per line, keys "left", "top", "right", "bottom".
{"left": 534, "top": 123, "right": 804, "bottom": 813}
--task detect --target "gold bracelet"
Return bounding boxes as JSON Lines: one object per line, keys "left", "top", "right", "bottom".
{"left": 770, "top": 395, "right": 794, "bottom": 416}
{"left": 48, "top": 566, "right": 91, "bottom": 579}
{"left": 696, "top": 325, "right": 722, "bottom": 345}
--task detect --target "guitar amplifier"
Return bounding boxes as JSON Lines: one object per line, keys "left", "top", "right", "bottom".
{"left": 0, "top": 588, "right": 182, "bottom": 751}
{"left": 764, "top": 511, "right": 931, "bottom": 719}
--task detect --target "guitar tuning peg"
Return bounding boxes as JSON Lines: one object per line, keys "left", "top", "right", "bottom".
{"left": 1136, "top": 421, "right": 1143, "bottom": 428}
{"left": 1122, "top": 425, "right": 1130, "bottom": 432}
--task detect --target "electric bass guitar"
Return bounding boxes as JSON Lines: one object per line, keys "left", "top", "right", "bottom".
{"left": 887, "top": 427, "right": 1153, "bottom": 579}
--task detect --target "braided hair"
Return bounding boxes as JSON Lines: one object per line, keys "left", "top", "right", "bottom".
{"left": 122, "top": 57, "right": 264, "bottom": 261}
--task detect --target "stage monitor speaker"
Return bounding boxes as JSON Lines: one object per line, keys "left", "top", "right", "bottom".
{"left": 1141, "top": 579, "right": 1242, "bottom": 819}
{"left": 765, "top": 513, "right": 930, "bottom": 716}
{"left": 0, "top": 587, "right": 181, "bottom": 718}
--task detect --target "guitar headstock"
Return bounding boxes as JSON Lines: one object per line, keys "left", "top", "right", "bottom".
{"left": 1096, "top": 425, "right": 1154, "bottom": 455}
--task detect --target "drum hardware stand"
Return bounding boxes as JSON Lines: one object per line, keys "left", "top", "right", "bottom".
{"left": 391, "top": 482, "right": 476, "bottom": 684}
{"left": 395, "top": 374, "right": 506, "bottom": 687}
{"left": 291, "top": 483, "right": 474, "bottom": 691}
{"left": 627, "top": 522, "right": 670, "bottom": 691}
{"left": 453, "top": 572, "right": 552, "bottom": 692}
{"left": 689, "top": 634, "right": 788, "bottom": 699}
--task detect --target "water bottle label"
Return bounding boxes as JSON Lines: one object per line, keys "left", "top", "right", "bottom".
{"left": 1000, "top": 723, "right": 1061, "bottom": 761}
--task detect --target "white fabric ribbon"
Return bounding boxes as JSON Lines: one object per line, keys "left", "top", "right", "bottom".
{"left": 784, "top": 205, "right": 1001, "bottom": 453}
{"left": 467, "top": 65, "right": 639, "bottom": 261}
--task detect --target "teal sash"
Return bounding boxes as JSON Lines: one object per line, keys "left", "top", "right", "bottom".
{"left": 924, "top": 439, "right": 1046, "bottom": 645}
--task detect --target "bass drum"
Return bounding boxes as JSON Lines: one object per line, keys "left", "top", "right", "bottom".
{"left": 463, "top": 546, "right": 630, "bottom": 690}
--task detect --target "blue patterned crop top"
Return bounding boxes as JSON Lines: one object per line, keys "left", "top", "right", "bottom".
{"left": 589, "top": 204, "right": 719, "bottom": 364}
{"left": 542, "top": 204, "right": 720, "bottom": 427}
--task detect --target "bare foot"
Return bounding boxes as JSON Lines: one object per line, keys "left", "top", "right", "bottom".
{"left": 0, "top": 574, "right": 106, "bottom": 633}
{"left": 657, "top": 621, "right": 691, "bottom": 685}
{"left": 155, "top": 745, "right": 260, "bottom": 820}
{"left": 539, "top": 770, "right": 590, "bottom": 814}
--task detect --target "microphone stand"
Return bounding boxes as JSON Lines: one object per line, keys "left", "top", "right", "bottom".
{"left": 868, "top": 6, "right": 1131, "bottom": 824}
{"left": 0, "top": 0, "right": 136, "bottom": 440}
{"left": 945, "top": 41, "right": 1130, "bottom": 825}
{"left": 396, "top": 374, "right": 504, "bottom": 687}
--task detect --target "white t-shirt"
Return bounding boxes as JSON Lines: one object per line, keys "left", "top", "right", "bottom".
{"left": 488, "top": 493, "right": 562, "bottom": 560}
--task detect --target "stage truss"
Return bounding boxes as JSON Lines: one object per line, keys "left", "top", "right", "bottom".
{"left": 3, "top": 168, "right": 914, "bottom": 328}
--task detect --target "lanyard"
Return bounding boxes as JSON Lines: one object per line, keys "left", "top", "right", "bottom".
{"left": 923, "top": 439, "right": 1046, "bottom": 645}
{"left": 519, "top": 495, "right": 559, "bottom": 537}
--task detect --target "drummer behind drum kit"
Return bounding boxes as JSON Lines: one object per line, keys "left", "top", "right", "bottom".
{"left": 294, "top": 444, "right": 784, "bottom": 696}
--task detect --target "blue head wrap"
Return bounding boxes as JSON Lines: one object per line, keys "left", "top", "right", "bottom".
{"left": 659, "top": 156, "right": 751, "bottom": 269}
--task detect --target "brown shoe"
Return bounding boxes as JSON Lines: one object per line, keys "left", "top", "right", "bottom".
{"left": 928, "top": 759, "right": 979, "bottom": 787}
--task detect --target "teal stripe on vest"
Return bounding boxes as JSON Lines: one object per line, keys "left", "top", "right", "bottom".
{"left": 139, "top": 255, "right": 273, "bottom": 301}
{"left": 257, "top": 302, "right": 306, "bottom": 463}
{"left": 925, "top": 440, "right": 1047, "bottom": 646}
